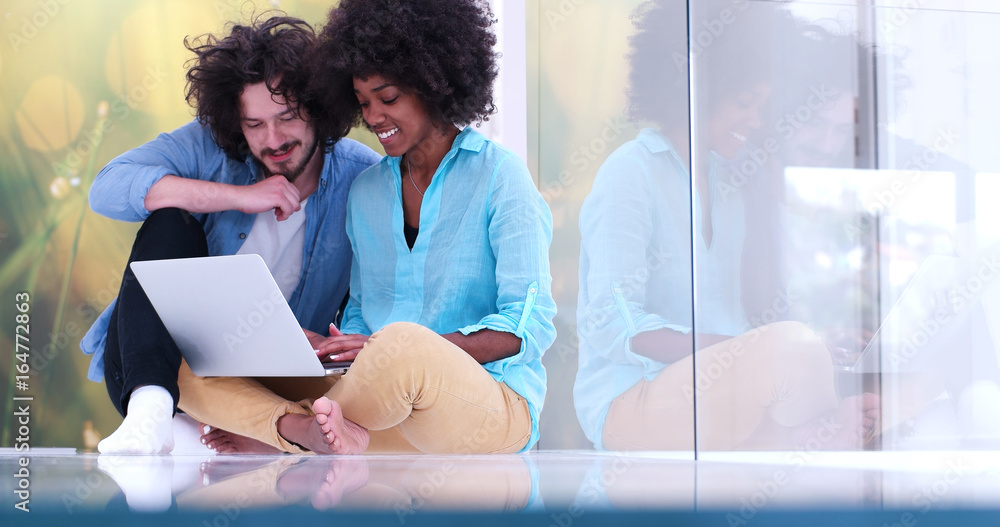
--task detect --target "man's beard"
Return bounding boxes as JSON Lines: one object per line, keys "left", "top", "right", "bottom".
{"left": 260, "top": 136, "right": 320, "bottom": 183}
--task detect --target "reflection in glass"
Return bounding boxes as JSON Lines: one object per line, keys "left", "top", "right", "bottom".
{"left": 575, "top": 0, "right": 881, "bottom": 452}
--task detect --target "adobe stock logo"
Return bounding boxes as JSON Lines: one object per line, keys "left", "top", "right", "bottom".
{"left": 222, "top": 288, "right": 285, "bottom": 352}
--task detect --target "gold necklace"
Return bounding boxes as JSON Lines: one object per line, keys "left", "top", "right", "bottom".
{"left": 405, "top": 155, "right": 424, "bottom": 197}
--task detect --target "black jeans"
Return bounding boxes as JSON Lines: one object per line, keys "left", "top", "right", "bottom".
{"left": 103, "top": 208, "right": 208, "bottom": 417}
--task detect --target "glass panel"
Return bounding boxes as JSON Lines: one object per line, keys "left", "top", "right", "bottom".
{"left": 539, "top": 0, "right": 1000, "bottom": 454}
{"left": 689, "top": 0, "right": 875, "bottom": 452}
{"left": 871, "top": 4, "right": 1000, "bottom": 450}
{"left": 539, "top": 0, "right": 695, "bottom": 454}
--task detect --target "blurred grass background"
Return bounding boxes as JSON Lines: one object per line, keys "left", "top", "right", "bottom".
{"left": 0, "top": 0, "right": 388, "bottom": 449}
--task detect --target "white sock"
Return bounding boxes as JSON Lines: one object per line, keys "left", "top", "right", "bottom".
{"left": 98, "top": 385, "right": 175, "bottom": 455}
{"left": 98, "top": 455, "right": 173, "bottom": 512}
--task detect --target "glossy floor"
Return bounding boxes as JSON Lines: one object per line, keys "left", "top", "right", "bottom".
{"left": 4, "top": 448, "right": 1000, "bottom": 523}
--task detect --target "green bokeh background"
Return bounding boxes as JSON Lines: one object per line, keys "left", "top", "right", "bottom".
{"left": 0, "top": 0, "right": 386, "bottom": 449}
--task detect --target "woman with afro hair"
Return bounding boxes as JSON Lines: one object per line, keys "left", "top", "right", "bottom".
{"left": 258, "top": 0, "right": 557, "bottom": 455}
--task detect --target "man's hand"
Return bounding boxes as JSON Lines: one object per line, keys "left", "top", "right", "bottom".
{"left": 236, "top": 176, "right": 302, "bottom": 221}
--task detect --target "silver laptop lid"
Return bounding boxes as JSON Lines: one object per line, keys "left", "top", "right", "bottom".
{"left": 130, "top": 254, "right": 331, "bottom": 377}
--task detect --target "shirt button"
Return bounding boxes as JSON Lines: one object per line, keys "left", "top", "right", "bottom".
{"left": 239, "top": 233, "right": 247, "bottom": 239}
{"left": 529, "top": 287, "right": 537, "bottom": 293}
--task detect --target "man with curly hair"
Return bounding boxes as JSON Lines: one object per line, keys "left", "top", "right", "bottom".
{"left": 80, "top": 15, "right": 380, "bottom": 455}
{"left": 191, "top": 0, "right": 556, "bottom": 455}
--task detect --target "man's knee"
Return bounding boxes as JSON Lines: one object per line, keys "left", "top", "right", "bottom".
{"left": 142, "top": 207, "right": 200, "bottom": 236}
{"left": 133, "top": 208, "right": 207, "bottom": 259}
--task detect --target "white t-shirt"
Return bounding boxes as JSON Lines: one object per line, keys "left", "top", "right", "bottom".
{"left": 236, "top": 197, "right": 308, "bottom": 301}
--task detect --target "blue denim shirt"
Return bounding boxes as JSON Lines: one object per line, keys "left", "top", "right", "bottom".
{"left": 341, "top": 128, "right": 556, "bottom": 450}
{"left": 80, "top": 120, "right": 381, "bottom": 382}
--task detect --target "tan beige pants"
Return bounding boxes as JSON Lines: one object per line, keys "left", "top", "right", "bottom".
{"left": 603, "top": 321, "right": 843, "bottom": 451}
{"left": 178, "top": 322, "right": 532, "bottom": 454}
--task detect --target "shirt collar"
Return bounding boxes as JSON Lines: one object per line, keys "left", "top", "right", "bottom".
{"left": 452, "top": 126, "right": 486, "bottom": 153}
{"left": 385, "top": 126, "right": 485, "bottom": 172}
{"left": 636, "top": 127, "right": 672, "bottom": 154}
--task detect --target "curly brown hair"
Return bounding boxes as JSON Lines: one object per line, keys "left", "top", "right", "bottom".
{"left": 312, "top": 0, "right": 499, "bottom": 131}
{"left": 184, "top": 14, "right": 354, "bottom": 159}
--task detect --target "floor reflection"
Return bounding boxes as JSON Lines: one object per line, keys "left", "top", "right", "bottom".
{"left": 7, "top": 450, "right": 1000, "bottom": 516}
{"left": 86, "top": 453, "right": 537, "bottom": 515}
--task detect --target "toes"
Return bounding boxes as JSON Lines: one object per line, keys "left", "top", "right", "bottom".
{"left": 201, "top": 429, "right": 228, "bottom": 444}
{"left": 312, "top": 488, "right": 334, "bottom": 510}
{"left": 320, "top": 421, "right": 335, "bottom": 435}
{"left": 212, "top": 440, "right": 237, "bottom": 454}
{"left": 312, "top": 397, "right": 334, "bottom": 416}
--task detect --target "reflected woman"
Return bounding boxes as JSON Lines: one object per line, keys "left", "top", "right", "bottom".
{"left": 575, "top": 0, "right": 878, "bottom": 451}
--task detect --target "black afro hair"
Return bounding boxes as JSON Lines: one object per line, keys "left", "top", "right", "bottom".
{"left": 312, "top": 0, "right": 499, "bottom": 130}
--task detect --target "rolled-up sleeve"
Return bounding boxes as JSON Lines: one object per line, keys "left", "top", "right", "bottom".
{"left": 459, "top": 154, "right": 556, "bottom": 373}
{"left": 89, "top": 120, "right": 219, "bottom": 221}
{"left": 578, "top": 150, "right": 688, "bottom": 372}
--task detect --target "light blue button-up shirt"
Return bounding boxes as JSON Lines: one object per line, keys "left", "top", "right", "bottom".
{"left": 341, "top": 127, "right": 556, "bottom": 451}
{"left": 79, "top": 120, "right": 381, "bottom": 382}
{"left": 575, "top": 128, "right": 747, "bottom": 449}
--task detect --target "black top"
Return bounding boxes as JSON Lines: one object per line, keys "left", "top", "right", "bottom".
{"left": 404, "top": 222, "right": 419, "bottom": 250}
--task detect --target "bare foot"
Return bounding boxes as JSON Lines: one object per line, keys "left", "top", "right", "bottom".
{"left": 200, "top": 425, "right": 281, "bottom": 454}
{"left": 311, "top": 397, "right": 370, "bottom": 455}
{"left": 794, "top": 392, "right": 881, "bottom": 450}
{"left": 312, "top": 458, "right": 371, "bottom": 510}
{"left": 276, "top": 398, "right": 370, "bottom": 454}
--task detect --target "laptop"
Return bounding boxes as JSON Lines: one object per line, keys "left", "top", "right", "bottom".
{"left": 130, "top": 254, "right": 351, "bottom": 377}
{"left": 848, "top": 254, "right": 963, "bottom": 373}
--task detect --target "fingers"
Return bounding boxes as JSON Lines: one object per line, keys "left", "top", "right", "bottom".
{"left": 328, "top": 349, "right": 361, "bottom": 362}
{"left": 329, "top": 323, "right": 344, "bottom": 336}
{"left": 243, "top": 176, "right": 301, "bottom": 219}
{"left": 318, "top": 345, "right": 362, "bottom": 362}
{"left": 316, "top": 348, "right": 360, "bottom": 362}
{"left": 273, "top": 178, "right": 301, "bottom": 221}
{"left": 316, "top": 334, "right": 369, "bottom": 354}
{"left": 275, "top": 198, "right": 298, "bottom": 221}
{"left": 303, "top": 328, "right": 326, "bottom": 349}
